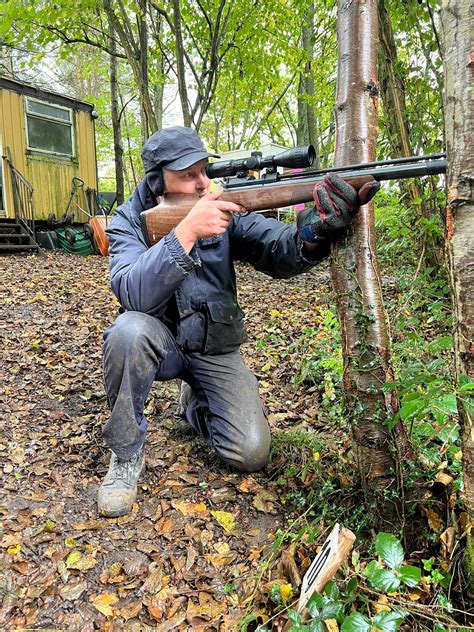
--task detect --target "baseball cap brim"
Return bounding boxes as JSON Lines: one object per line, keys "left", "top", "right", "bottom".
{"left": 165, "top": 150, "right": 220, "bottom": 171}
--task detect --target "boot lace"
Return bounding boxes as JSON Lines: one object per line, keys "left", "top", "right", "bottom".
{"left": 110, "top": 452, "right": 140, "bottom": 483}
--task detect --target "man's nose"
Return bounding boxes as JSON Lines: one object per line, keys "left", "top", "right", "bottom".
{"left": 196, "top": 173, "right": 209, "bottom": 189}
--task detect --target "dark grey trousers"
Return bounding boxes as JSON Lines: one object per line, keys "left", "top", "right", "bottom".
{"left": 102, "top": 311, "right": 270, "bottom": 472}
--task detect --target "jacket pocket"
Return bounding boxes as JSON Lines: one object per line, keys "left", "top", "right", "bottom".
{"left": 176, "top": 311, "right": 207, "bottom": 353}
{"left": 205, "top": 300, "right": 247, "bottom": 355}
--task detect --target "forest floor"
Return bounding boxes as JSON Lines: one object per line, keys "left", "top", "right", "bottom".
{"left": 0, "top": 252, "right": 470, "bottom": 631}
{"left": 1, "top": 252, "right": 338, "bottom": 630}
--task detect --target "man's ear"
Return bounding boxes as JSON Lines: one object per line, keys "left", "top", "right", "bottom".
{"left": 146, "top": 168, "right": 164, "bottom": 197}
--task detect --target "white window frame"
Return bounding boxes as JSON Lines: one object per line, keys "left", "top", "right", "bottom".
{"left": 24, "top": 97, "right": 75, "bottom": 158}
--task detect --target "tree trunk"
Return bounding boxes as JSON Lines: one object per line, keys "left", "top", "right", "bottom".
{"left": 138, "top": 0, "right": 150, "bottom": 142}
{"left": 108, "top": 19, "right": 125, "bottom": 206}
{"left": 377, "top": 1, "right": 413, "bottom": 158}
{"left": 103, "top": 0, "right": 157, "bottom": 135}
{"left": 297, "top": 3, "right": 320, "bottom": 167}
{"left": 331, "top": 0, "right": 400, "bottom": 510}
{"left": 441, "top": 0, "right": 474, "bottom": 591}
{"left": 378, "top": 0, "right": 444, "bottom": 269}
{"left": 172, "top": 0, "right": 192, "bottom": 127}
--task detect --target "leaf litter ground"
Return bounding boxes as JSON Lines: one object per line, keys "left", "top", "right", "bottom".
{"left": 1, "top": 252, "right": 339, "bottom": 630}
{"left": 3, "top": 253, "right": 467, "bottom": 630}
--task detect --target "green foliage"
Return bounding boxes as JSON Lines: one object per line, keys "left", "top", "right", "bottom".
{"left": 378, "top": 0, "right": 444, "bottom": 156}
{"left": 374, "top": 186, "right": 445, "bottom": 267}
{"left": 364, "top": 533, "right": 422, "bottom": 592}
{"left": 287, "top": 569, "right": 410, "bottom": 632}
{"left": 293, "top": 308, "right": 344, "bottom": 421}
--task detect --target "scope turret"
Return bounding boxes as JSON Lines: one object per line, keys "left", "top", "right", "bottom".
{"left": 205, "top": 145, "right": 315, "bottom": 179}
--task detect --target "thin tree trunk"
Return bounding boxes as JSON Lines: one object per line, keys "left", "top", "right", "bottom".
{"left": 108, "top": 19, "right": 125, "bottom": 206}
{"left": 441, "top": 0, "right": 474, "bottom": 591}
{"left": 377, "top": 0, "right": 410, "bottom": 157}
{"left": 172, "top": 0, "right": 192, "bottom": 127}
{"left": 103, "top": 0, "right": 157, "bottom": 135}
{"left": 332, "top": 0, "right": 401, "bottom": 513}
{"left": 297, "top": 4, "right": 320, "bottom": 167}
{"left": 153, "top": 83, "right": 164, "bottom": 131}
{"left": 378, "top": 0, "right": 445, "bottom": 269}
{"left": 138, "top": 0, "right": 150, "bottom": 142}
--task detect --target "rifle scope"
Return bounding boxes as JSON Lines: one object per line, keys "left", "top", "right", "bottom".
{"left": 205, "top": 145, "right": 315, "bottom": 179}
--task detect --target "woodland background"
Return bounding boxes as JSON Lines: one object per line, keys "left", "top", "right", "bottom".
{"left": 1, "top": 0, "right": 473, "bottom": 630}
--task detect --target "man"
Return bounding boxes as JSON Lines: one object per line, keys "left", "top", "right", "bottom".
{"left": 98, "top": 126, "right": 378, "bottom": 517}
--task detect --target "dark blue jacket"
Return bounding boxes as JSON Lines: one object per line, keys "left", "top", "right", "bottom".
{"left": 106, "top": 180, "right": 327, "bottom": 354}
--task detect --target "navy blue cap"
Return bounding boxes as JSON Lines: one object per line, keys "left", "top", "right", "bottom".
{"left": 141, "top": 126, "right": 219, "bottom": 173}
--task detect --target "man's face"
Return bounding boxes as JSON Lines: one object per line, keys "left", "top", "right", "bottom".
{"left": 163, "top": 158, "right": 210, "bottom": 197}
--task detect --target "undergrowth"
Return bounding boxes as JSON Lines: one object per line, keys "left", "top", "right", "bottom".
{"left": 247, "top": 186, "right": 474, "bottom": 630}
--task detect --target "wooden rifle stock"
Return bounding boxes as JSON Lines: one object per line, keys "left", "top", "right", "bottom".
{"left": 140, "top": 156, "right": 446, "bottom": 247}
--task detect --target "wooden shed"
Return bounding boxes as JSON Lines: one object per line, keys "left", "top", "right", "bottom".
{"left": 0, "top": 76, "right": 98, "bottom": 225}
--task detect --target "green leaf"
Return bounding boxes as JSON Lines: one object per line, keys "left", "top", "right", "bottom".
{"left": 363, "top": 559, "right": 379, "bottom": 578}
{"left": 428, "top": 336, "right": 453, "bottom": 353}
{"left": 308, "top": 592, "right": 325, "bottom": 610}
{"left": 288, "top": 609, "right": 303, "bottom": 624}
{"left": 324, "top": 579, "right": 339, "bottom": 600}
{"left": 372, "top": 610, "right": 406, "bottom": 631}
{"left": 320, "top": 603, "right": 344, "bottom": 621}
{"left": 341, "top": 612, "right": 371, "bottom": 632}
{"left": 369, "top": 568, "right": 401, "bottom": 592}
{"left": 346, "top": 576, "right": 358, "bottom": 596}
{"left": 397, "top": 398, "right": 424, "bottom": 421}
{"left": 375, "top": 533, "right": 404, "bottom": 569}
{"left": 399, "top": 565, "right": 421, "bottom": 587}
{"left": 307, "top": 599, "right": 322, "bottom": 620}
{"left": 433, "top": 395, "right": 457, "bottom": 415}
{"left": 459, "top": 374, "right": 474, "bottom": 391}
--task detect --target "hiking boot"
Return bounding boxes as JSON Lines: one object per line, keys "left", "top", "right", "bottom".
{"left": 173, "top": 381, "right": 196, "bottom": 435}
{"left": 97, "top": 447, "right": 145, "bottom": 517}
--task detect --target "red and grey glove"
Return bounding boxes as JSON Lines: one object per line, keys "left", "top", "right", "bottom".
{"left": 297, "top": 173, "right": 380, "bottom": 243}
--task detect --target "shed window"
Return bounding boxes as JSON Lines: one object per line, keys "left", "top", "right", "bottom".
{"left": 25, "top": 97, "right": 74, "bottom": 157}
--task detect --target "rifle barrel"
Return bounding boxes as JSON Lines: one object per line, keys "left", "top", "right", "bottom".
{"left": 223, "top": 158, "right": 447, "bottom": 190}
{"left": 302, "top": 153, "right": 446, "bottom": 177}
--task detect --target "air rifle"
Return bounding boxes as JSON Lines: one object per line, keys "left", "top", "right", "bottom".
{"left": 141, "top": 146, "right": 446, "bottom": 247}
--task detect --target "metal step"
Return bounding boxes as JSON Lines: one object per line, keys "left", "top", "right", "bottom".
{"left": 0, "top": 232, "right": 27, "bottom": 238}
{"left": 0, "top": 243, "right": 39, "bottom": 251}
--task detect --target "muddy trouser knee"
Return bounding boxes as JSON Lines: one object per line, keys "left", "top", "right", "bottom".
{"left": 102, "top": 311, "right": 185, "bottom": 460}
{"left": 103, "top": 312, "right": 270, "bottom": 471}
{"left": 182, "top": 352, "right": 271, "bottom": 473}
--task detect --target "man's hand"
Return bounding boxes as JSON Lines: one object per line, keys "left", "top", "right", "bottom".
{"left": 175, "top": 192, "right": 245, "bottom": 253}
{"left": 296, "top": 173, "right": 380, "bottom": 244}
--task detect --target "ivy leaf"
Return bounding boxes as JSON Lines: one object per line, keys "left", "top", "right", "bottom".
{"left": 341, "top": 612, "right": 371, "bottom": 632}
{"left": 369, "top": 568, "right": 401, "bottom": 592}
{"left": 372, "top": 609, "right": 406, "bottom": 631}
{"left": 375, "top": 533, "right": 404, "bottom": 569}
{"left": 399, "top": 565, "right": 421, "bottom": 587}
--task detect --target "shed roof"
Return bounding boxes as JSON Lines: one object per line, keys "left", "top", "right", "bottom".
{"left": 0, "top": 75, "right": 95, "bottom": 113}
